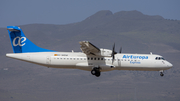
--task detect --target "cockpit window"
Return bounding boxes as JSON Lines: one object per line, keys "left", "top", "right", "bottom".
{"left": 155, "top": 57, "right": 165, "bottom": 60}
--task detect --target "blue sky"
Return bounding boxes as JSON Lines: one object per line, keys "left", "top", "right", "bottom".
{"left": 0, "top": 0, "right": 180, "bottom": 28}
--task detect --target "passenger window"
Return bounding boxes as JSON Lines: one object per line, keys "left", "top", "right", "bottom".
{"left": 91, "top": 58, "right": 93, "bottom": 60}
{"left": 101, "top": 58, "right": 103, "bottom": 60}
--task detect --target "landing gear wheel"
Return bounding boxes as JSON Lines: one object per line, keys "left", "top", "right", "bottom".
{"left": 91, "top": 70, "right": 96, "bottom": 75}
{"left": 160, "top": 72, "right": 164, "bottom": 77}
{"left": 159, "top": 70, "right": 164, "bottom": 77}
{"left": 95, "top": 71, "right": 101, "bottom": 77}
{"left": 91, "top": 67, "right": 101, "bottom": 77}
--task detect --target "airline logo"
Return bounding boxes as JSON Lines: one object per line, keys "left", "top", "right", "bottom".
{"left": 13, "top": 37, "right": 26, "bottom": 46}
{"left": 123, "top": 55, "right": 148, "bottom": 60}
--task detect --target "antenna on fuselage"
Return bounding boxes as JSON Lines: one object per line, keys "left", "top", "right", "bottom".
{"left": 150, "top": 52, "right": 152, "bottom": 55}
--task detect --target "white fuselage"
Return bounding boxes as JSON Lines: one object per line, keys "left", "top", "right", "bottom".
{"left": 6, "top": 52, "right": 173, "bottom": 72}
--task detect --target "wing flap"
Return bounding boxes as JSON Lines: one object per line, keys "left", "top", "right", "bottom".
{"left": 79, "top": 41, "right": 100, "bottom": 55}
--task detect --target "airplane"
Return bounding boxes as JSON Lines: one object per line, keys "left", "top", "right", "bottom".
{"left": 6, "top": 26, "right": 173, "bottom": 77}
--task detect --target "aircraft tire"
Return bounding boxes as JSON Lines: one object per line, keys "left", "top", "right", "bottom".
{"left": 91, "top": 67, "right": 101, "bottom": 77}
{"left": 160, "top": 72, "right": 164, "bottom": 77}
{"left": 91, "top": 70, "right": 96, "bottom": 75}
{"left": 95, "top": 71, "right": 101, "bottom": 77}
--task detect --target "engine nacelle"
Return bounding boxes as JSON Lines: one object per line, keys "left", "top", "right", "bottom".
{"left": 98, "top": 48, "right": 112, "bottom": 57}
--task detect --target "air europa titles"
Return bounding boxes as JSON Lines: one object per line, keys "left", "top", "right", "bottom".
{"left": 123, "top": 55, "right": 148, "bottom": 60}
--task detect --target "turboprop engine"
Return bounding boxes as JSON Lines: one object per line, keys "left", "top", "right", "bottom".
{"left": 96, "top": 48, "right": 112, "bottom": 57}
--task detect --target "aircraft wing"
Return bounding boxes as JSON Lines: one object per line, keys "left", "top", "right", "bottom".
{"left": 79, "top": 41, "right": 100, "bottom": 55}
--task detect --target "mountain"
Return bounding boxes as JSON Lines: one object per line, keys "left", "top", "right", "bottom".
{"left": 0, "top": 10, "right": 180, "bottom": 101}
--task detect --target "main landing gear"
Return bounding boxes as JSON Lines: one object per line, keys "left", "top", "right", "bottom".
{"left": 91, "top": 67, "right": 101, "bottom": 77}
{"left": 159, "top": 70, "right": 164, "bottom": 77}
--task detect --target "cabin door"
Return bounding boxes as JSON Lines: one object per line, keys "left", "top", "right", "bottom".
{"left": 46, "top": 56, "right": 51, "bottom": 64}
{"left": 117, "top": 58, "right": 121, "bottom": 67}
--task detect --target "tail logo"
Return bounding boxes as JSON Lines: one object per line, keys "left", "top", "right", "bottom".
{"left": 13, "top": 37, "right": 26, "bottom": 46}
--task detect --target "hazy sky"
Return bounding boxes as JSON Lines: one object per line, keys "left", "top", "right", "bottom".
{"left": 0, "top": 0, "right": 180, "bottom": 28}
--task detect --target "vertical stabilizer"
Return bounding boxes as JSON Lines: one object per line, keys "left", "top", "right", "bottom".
{"left": 7, "top": 26, "right": 55, "bottom": 53}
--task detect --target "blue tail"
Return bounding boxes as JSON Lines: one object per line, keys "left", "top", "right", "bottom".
{"left": 7, "top": 26, "right": 56, "bottom": 53}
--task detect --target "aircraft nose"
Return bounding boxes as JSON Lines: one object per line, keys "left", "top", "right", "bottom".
{"left": 167, "top": 62, "right": 173, "bottom": 68}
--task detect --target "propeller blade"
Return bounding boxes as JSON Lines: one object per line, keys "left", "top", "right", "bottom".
{"left": 113, "top": 43, "right": 115, "bottom": 51}
{"left": 119, "top": 47, "right": 122, "bottom": 53}
{"left": 111, "top": 43, "right": 116, "bottom": 64}
{"left": 112, "top": 56, "right": 114, "bottom": 64}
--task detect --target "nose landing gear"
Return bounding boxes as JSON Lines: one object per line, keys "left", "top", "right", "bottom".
{"left": 160, "top": 72, "right": 164, "bottom": 77}
{"left": 91, "top": 67, "right": 101, "bottom": 77}
{"left": 159, "top": 70, "right": 164, "bottom": 77}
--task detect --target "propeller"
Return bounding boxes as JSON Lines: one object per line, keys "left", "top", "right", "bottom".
{"left": 111, "top": 43, "right": 117, "bottom": 64}
{"left": 111, "top": 43, "right": 122, "bottom": 64}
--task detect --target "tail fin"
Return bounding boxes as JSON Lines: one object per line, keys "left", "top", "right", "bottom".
{"left": 7, "top": 26, "right": 56, "bottom": 53}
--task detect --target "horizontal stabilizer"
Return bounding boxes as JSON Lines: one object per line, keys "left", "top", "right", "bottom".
{"left": 7, "top": 26, "right": 21, "bottom": 32}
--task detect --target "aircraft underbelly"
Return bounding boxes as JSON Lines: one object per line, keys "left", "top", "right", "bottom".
{"left": 117, "top": 66, "right": 163, "bottom": 71}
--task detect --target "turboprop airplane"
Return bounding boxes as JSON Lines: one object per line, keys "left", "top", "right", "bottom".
{"left": 6, "top": 26, "right": 173, "bottom": 77}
